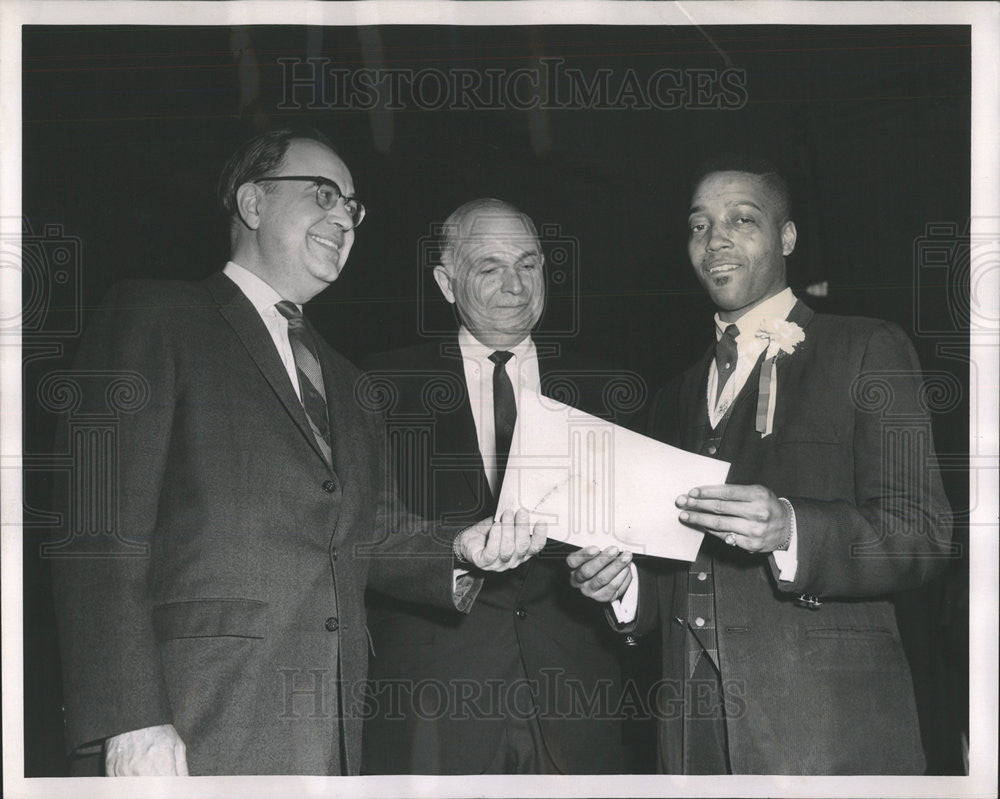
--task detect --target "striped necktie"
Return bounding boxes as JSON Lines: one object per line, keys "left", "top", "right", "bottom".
{"left": 276, "top": 301, "right": 332, "bottom": 466}
{"left": 714, "top": 324, "right": 740, "bottom": 402}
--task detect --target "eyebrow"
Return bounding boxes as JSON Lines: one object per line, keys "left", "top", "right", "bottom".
{"left": 689, "top": 199, "right": 765, "bottom": 215}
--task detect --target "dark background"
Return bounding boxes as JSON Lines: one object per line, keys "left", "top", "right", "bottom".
{"left": 20, "top": 24, "right": 970, "bottom": 776}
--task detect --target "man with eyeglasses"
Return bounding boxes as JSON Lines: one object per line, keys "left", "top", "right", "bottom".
{"left": 51, "top": 129, "right": 546, "bottom": 776}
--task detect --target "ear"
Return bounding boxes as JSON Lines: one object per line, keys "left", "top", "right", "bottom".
{"left": 432, "top": 264, "right": 456, "bottom": 304}
{"left": 780, "top": 220, "right": 797, "bottom": 256}
{"left": 235, "top": 182, "right": 262, "bottom": 230}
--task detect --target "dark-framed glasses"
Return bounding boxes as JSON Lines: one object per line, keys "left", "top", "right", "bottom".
{"left": 256, "top": 176, "right": 366, "bottom": 227}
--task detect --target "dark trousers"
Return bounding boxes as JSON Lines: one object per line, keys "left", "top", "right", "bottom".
{"left": 683, "top": 653, "right": 731, "bottom": 774}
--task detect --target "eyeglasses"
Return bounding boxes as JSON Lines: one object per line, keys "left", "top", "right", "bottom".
{"left": 256, "top": 176, "right": 366, "bottom": 228}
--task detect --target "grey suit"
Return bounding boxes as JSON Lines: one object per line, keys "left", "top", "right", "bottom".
{"left": 51, "top": 272, "right": 466, "bottom": 775}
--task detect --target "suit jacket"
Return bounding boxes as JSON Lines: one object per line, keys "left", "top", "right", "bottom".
{"left": 634, "top": 301, "right": 953, "bottom": 774}
{"left": 50, "top": 273, "right": 464, "bottom": 775}
{"left": 360, "top": 338, "right": 641, "bottom": 774}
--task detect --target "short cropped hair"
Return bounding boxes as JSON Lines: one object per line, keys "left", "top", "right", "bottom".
{"left": 690, "top": 154, "right": 792, "bottom": 222}
{"left": 217, "top": 127, "right": 339, "bottom": 218}
{"left": 440, "top": 198, "right": 539, "bottom": 265}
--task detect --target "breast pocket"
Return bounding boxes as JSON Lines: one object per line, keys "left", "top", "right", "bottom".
{"left": 774, "top": 423, "right": 842, "bottom": 445}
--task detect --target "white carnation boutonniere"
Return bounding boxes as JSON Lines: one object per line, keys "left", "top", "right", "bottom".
{"left": 754, "top": 318, "right": 805, "bottom": 437}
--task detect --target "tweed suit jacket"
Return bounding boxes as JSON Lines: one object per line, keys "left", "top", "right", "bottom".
{"left": 51, "top": 272, "right": 465, "bottom": 775}
{"left": 633, "top": 301, "right": 953, "bottom": 774}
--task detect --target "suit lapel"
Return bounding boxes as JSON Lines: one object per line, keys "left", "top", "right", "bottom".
{"left": 206, "top": 272, "right": 329, "bottom": 469}
{"left": 435, "top": 341, "right": 492, "bottom": 505}
{"left": 682, "top": 346, "right": 714, "bottom": 450}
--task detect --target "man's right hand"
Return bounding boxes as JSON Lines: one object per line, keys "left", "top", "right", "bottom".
{"left": 567, "top": 546, "right": 633, "bottom": 602}
{"left": 455, "top": 509, "right": 547, "bottom": 571}
{"left": 105, "top": 723, "right": 189, "bottom": 776}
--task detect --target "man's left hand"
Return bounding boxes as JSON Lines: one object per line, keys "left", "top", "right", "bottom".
{"left": 677, "top": 484, "right": 789, "bottom": 554}
{"left": 455, "top": 509, "right": 547, "bottom": 571}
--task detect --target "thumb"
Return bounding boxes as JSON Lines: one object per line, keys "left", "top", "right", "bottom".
{"left": 529, "top": 520, "right": 548, "bottom": 554}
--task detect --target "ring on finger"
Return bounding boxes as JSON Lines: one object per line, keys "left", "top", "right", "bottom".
{"left": 725, "top": 534, "right": 737, "bottom": 547}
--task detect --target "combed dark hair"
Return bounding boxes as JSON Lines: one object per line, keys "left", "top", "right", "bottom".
{"left": 216, "top": 127, "right": 338, "bottom": 217}
{"left": 690, "top": 153, "right": 792, "bottom": 221}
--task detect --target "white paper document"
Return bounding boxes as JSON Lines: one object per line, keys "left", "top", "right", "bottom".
{"left": 495, "top": 391, "right": 730, "bottom": 561}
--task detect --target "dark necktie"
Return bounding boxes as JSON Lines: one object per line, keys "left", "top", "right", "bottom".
{"left": 276, "top": 301, "right": 332, "bottom": 466}
{"left": 714, "top": 324, "right": 740, "bottom": 402}
{"left": 489, "top": 350, "right": 516, "bottom": 496}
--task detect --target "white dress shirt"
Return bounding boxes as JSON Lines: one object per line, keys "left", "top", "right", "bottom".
{"left": 223, "top": 261, "right": 303, "bottom": 401}
{"left": 612, "top": 289, "right": 801, "bottom": 624}
{"left": 457, "top": 326, "right": 540, "bottom": 495}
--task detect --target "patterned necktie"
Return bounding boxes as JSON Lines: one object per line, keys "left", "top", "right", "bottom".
{"left": 489, "top": 350, "right": 516, "bottom": 496}
{"left": 714, "top": 324, "right": 740, "bottom": 403}
{"left": 275, "top": 301, "right": 332, "bottom": 466}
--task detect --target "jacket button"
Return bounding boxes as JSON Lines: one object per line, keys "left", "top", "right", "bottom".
{"left": 331, "top": 547, "right": 338, "bottom": 561}
{"left": 515, "top": 607, "right": 528, "bottom": 619}
{"left": 324, "top": 616, "right": 339, "bottom": 632}
{"left": 707, "top": 445, "right": 717, "bottom": 455}
{"left": 322, "top": 479, "right": 336, "bottom": 493}
{"left": 624, "top": 634, "right": 638, "bottom": 647}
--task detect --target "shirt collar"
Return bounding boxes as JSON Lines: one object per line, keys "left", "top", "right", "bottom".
{"left": 223, "top": 261, "right": 293, "bottom": 314}
{"left": 458, "top": 325, "right": 534, "bottom": 363}
{"left": 714, "top": 287, "right": 797, "bottom": 342}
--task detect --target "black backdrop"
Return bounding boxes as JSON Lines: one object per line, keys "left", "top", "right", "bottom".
{"left": 20, "top": 24, "right": 970, "bottom": 776}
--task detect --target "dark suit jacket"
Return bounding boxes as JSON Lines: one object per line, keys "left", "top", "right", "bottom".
{"left": 634, "top": 301, "right": 953, "bottom": 774}
{"left": 360, "top": 338, "right": 642, "bottom": 774}
{"left": 50, "top": 273, "right": 465, "bottom": 775}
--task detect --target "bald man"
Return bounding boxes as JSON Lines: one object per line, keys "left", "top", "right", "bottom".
{"left": 361, "top": 199, "right": 634, "bottom": 775}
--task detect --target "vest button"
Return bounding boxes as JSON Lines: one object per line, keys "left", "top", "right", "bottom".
{"left": 707, "top": 445, "right": 717, "bottom": 455}
{"left": 331, "top": 547, "right": 338, "bottom": 561}
{"left": 515, "top": 608, "right": 527, "bottom": 619}
{"left": 624, "top": 634, "right": 638, "bottom": 647}
{"left": 697, "top": 572, "right": 707, "bottom": 581}
{"left": 322, "top": 479, "right": 336, "bottom": 493}
{"left": 325, "top": 616, "right": 339, "bottom": 632}
{"left": 694, "top": 617, "right": 706, "bottom": 628}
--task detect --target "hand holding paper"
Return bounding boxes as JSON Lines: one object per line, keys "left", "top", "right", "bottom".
{"left": 567, "top": 546, "right": 634, "bottom": 602}
{"left": 495, "top": 391, "right": 730, "bottom": 561}
{"left": 455, "top": 509, "right": 548, "bottom": 571}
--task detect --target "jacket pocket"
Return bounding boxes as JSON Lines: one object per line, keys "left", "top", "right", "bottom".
{"left": 152, "top": 598, "right": 268, "bottom": 641}
{"left": 774, "top": 423, "right": 841, "bottom": 445}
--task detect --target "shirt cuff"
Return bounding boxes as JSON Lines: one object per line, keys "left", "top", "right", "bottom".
{"left": 609, "top": 562, "right": 639, "bottom": 624}
{"left": 771, "top": 497, "right": 799, "bottom": 582}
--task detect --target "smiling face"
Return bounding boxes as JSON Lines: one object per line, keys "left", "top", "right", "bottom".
{"left": 234, "top": 138, "right": 357, "bottom": 303}
{"left": 433, "top": 202, "right": 545, "bottom": 349}
{"left": 687, "top": 171, "right": 797, "bottom": 322}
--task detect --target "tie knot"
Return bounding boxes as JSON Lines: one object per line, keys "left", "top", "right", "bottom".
{"left": 723, "top": 324, "right": 739, "bottom": 341}
{"left": 275, "top": 300, "right": 303, "bottom": 322}
{"left": 489, "top": 350, "right": 514, "bottom": 368}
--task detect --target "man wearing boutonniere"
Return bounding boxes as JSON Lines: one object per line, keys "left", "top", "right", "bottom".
{"left": 568, "top": 155, "right": 953, "bottom": 774}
